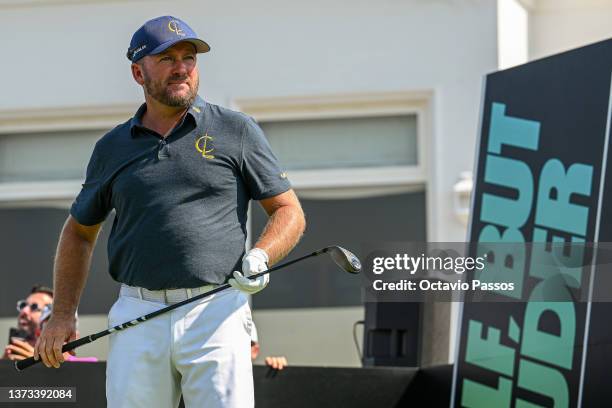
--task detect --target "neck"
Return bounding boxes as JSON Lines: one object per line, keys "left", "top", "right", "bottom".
{"left": 142, "top": 96, "right": 189, "bottom": 137}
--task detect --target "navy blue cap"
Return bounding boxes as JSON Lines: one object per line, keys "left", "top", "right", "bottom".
{"left": 127, "top": 16, "right": 210, "bottom": 62}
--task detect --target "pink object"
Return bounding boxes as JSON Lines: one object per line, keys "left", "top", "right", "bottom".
{"left": 66, "top": 355, "right": 98, "bottom": 363}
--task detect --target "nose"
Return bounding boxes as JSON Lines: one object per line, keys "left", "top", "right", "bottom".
{"left": 171, "top": 60, "right": 190, "bottom": 76}
{"left": 18, "top": 308, "right": 29, "bottom": 319}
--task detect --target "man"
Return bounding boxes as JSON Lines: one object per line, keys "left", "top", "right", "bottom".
{"left": 2, "top": 285, "right": 53, "bottom": 361}
{"left": 34, "top": 15, "right": 305, "bottom": 408}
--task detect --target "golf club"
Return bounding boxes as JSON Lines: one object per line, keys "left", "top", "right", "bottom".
{"left": 15, "top": 245, "right": 361, "bottom": 371}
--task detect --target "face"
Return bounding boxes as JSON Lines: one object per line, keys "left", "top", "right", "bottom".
{"left": 17, "top": 292, "right": 53, "bottom": 338}
{"left": 133, "top": 42, "right": 199, "bottom": 108}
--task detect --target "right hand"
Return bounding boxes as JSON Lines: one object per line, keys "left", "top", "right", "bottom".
{"left": 34, "top": 314, "right": 77, "bottom": 368}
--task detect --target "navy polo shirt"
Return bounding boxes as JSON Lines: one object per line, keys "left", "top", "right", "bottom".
{"left": 70, "top": 96, "right": 291, "bottom": 289}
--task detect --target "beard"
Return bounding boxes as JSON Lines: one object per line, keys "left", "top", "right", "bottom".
{"left": 18, "top": 319, "right": 37, "bottom": 341}
{"left": 142, "top": 68, "right": 199, "bottom": 108}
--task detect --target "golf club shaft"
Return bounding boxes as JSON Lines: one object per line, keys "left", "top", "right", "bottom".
{"left": 16, "top": 249, "right": 326, "bottom": 371}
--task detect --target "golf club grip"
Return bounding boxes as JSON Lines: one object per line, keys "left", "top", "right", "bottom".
{"left": 15, "top": 336, "right": 94, "bottom": 371}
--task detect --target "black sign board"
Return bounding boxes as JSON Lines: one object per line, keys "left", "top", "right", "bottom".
{"left": 452, "top": 39, "right": 612, "bottom": 407}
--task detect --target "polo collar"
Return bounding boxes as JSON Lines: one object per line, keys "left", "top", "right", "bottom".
{"left": 129, "top": 95, "right": 207, "bottom": 137}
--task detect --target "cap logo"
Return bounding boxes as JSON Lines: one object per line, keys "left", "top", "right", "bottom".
{"left": 168, "top": 20, "right": 186, "bottom": 37}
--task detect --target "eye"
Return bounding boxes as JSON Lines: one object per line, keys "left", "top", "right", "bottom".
{"left": 160, "top": 56, "right": 173, "bottom": 62}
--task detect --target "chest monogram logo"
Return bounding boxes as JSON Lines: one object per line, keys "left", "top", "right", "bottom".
{"left": 195, "top": 134, "right": 215, "bottom": 159}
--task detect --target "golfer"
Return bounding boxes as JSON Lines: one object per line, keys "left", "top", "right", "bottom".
{"left": 34, "top": 15, "right": 305, "bottom": 408}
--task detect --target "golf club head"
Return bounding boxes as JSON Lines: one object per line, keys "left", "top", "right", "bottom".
{"left": 325, "top": 246, "right": 362, "bottom": 274}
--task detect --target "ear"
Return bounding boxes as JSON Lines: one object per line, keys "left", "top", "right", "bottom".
{"left": 131, "top": 62, "right": 145, "bottom": 86}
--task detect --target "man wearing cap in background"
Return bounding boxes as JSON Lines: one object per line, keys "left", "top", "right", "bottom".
{"left": 34, "top": 15, "right": 305, "bottom": 408}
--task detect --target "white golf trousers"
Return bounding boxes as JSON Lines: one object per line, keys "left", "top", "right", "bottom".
{"left": 106, "top": 286, "right": 254, "bottom": 408}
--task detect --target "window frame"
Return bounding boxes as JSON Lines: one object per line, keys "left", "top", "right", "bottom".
{"left": 0, "top": 104, "right": 135, "bottom": 208}
{"left": 233, "top": 91, "right": 435, "bottom": 241}
{"left": 232, "top": 91, "right": 431, "bottom": 190}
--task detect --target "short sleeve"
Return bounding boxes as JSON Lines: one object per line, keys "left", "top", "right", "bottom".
{"left": 70, "top": 143, "right": 112, "bottom": 225}
{"left": 240, "top": 117, "right": 291, "bottom": 200}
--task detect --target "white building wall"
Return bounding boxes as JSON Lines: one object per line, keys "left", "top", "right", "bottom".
{"left": 0, "top": 0, "right": 499, "bottom": 364}
{"left": 528, "top": 0, "right": 612, "bottom": 60}
{"left": 498, "top": 0, "right": 529, "bottom": 69}
{"left": 0, "top": 0, "right": 497, "bottom": 241}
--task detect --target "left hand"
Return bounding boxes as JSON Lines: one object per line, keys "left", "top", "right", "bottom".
{"left": 34, "top": 315, "right": 77, "bottom": 368}
{"left": 229, "top": 248, "right": 270, "bottom": 295}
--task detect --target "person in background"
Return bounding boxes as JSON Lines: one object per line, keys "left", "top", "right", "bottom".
{"left": 2, "top": 285, "right": 54, "bottom": 361}
{"left": 250, "top": 324, "right": 288, "bottom": 370}
{"left": 2, "top": 285, "right": 96, "bottom": 362}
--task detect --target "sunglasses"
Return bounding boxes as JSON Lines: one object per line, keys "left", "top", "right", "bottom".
{"left": 16, "top": 300, "right": 49, "bottom": 313}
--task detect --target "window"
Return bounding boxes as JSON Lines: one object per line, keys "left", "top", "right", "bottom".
{"left": 263, "top": 115, "right": 418, "bottom": 170}
{"left": 0, "top": 104, "right": 132, "bottom": 205}
{"left": 0, "top": 129, "right": 103, "bottom": 183}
